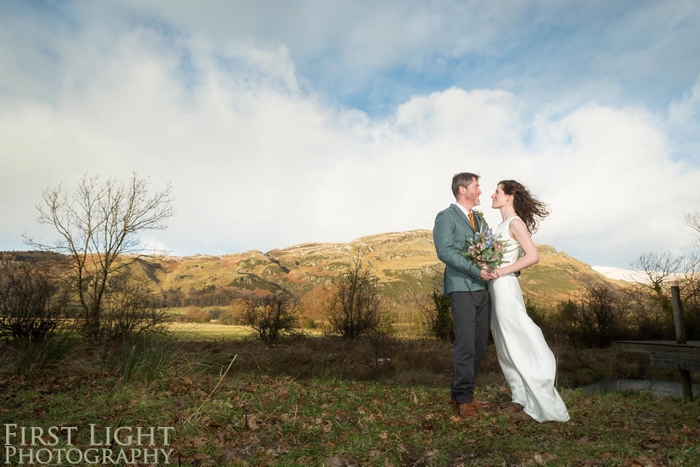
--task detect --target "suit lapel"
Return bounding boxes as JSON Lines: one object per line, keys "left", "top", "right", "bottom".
{"left": 450, "top": 204, "right": 474, "bottom": 232}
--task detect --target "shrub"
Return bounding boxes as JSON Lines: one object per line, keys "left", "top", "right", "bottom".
{"left": 1, "top": 331, "right": 79, "bottom": 376}
{"left": 243, "top": 291, "right": 299, "bottom": 344}
{"left": 226, "top": 298, "right": 247, "bottom": 324}
{"left": 327, "top": 255, "right": 389, "bottom": 339}
{"left": 682, "top": 303, "right": 700, "bottom": 340}
{"left": 411, "top": 268, "right": 453, "bottom": 341}
{"left": 183, "top": 306, "right": 210, "bottom": 323}
{"left": 100, "top": 273, "right": 169, "bottom": 340}
{"left": 208, "top": 307, "right": 225, "bottom": 321}
{"left": 524, "top": 297, "right": 563, "bottom": 343}
{"left": 218, "top": 310, "right": 238, "bottom": 325}
{"left": 303, "top": 318, "right": 317, "bottom": 329}
{"left": 558, "top": 287, "right": 629, "bottom": 348}
{"left": 0, "top": 260, "right": 70, "bottom": 342}
{"left": 429, "top": 291, "right": 454, "bottom": 341}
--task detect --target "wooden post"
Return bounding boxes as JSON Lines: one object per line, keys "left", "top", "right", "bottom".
{"left": 672, "top": 286, "right": 687, "bottom": 345}
{"left": 671, "top": 286, "right": 693, "bottom": 401}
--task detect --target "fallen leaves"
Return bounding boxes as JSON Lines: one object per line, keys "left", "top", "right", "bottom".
{"left": 640, "top": 437, "right": 662, "bottom": 450}
{"left": 274, "top": 386, "right": 289, "bottom": 401}
{"left": 532, "top": 452, "right": 557, "bottom": 465}
{"left": 681, "top": 424, "right": 694, "bottom": 436}
{"left": 245, "top": 413, "right": 261, "bottom": 431}
{"left": 5, "top": 366, "right": 700, "bottom": 466}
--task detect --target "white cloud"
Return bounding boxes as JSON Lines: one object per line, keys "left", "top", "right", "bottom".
{"left": 669, "top": 75, "right": 700, "bottom": 123}
{"left": 2, "top": 5, "right": 700, "bottom": 270}
{"left": 525, "top": 105, "right": 697, "bottom": 264}
{"left": 92, "top": 0, "right": 525, "bottom": 62}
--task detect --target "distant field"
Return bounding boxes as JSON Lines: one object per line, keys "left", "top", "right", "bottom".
{"left": 167, "top": 322, "right": 253, "bottom": 339}
{"left": 164, "top": 308, "right": 417, "bottom": 339}
{"left": 163, "top": 306, "right": 224, "bottom": 316}
{"left": 167, "top": 322, "right": 327, "bottom": 339}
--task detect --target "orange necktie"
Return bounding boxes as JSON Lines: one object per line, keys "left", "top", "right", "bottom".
{"left": 468, "top": 211, "right": 476, "bottom": 229}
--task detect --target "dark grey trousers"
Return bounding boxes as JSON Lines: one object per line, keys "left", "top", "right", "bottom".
{"left": 449, "top": 289, "right": 491, "bottom": 404}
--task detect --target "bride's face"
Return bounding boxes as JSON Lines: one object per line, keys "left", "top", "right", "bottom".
{"left": 491, "top": 185, "right": 511, "bottom": 208}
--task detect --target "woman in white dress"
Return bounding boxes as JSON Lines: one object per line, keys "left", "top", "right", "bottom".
{"left": 489, "top": 180, "right": 570, "bottom": 423}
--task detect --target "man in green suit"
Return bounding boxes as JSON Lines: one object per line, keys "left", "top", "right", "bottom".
{"left": 433, "top": 172, "right": 496, "bottom": 418}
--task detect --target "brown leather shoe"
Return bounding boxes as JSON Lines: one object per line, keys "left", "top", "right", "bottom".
{"left": 458, "top": 402, "right": 478, "bottom": 418}
{"left": 508, "top": 410, "right": 533, "bottom": 422}
{"left": 451, "top": 398, "right": 490, "bottom": 411}
{"left": 501, "top": 402, "right": 524, "bottom": 414}
{"left": 472, "top": 398, "right": 491, "bottom": 409}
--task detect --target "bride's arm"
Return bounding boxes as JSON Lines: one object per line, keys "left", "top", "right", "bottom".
{"left": 495, "top": 218, "right": 539, "bottom": 276}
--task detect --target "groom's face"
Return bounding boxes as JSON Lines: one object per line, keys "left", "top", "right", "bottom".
{"left": 464, "top": 179, "right": 482, "bottom": 206}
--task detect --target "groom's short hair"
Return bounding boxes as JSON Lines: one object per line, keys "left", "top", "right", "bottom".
{"left": 451, "top": 172, "right": 480, "bottom": 196}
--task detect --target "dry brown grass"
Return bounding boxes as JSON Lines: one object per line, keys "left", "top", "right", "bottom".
{"left": 172, "top": 335, "right": 692, "bottom": 392}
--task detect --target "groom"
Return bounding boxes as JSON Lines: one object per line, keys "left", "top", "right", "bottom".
{"left": 433, "top": 172, "right": 496, "bottom": 418}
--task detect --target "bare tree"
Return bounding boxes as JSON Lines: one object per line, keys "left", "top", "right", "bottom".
{"left": 630, "top": 251, "right": 683, "bottom": 317}
{"left": 677, "top": 251, "right": 700, "bottom": 310}
{"left": 24, "top": 172, "right": 174, "bottom": 339}
{"left": 631, "top": 251, "right": 683, "bottom": 291}
{"left": 679, "top": 215, "right": 700, "bottom": 308}
{"left": 327, "top": 253, "right": 389, "bottom": 339}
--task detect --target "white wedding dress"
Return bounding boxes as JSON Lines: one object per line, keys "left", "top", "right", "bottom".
{"left": 488, "top": 216, "right": 570, "bottom": 422}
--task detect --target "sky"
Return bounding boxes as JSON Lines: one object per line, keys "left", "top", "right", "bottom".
{"left": 1, "top": 0, "right": 700, "bottom": 269}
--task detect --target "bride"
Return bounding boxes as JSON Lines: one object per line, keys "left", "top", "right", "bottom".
{"left": 489, "top": 180, "right": 570, "bottom": 423}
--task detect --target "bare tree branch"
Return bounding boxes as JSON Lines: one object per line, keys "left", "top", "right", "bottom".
{"left": 630, "top": 251, "right": 683, "bottom": 292}
{"left": 685, "top": 212, "right": 700, "bottom": 237}
{"left": 630, "top": 250, "right": 683, "bottom": 321}
{"left": 24, "top": 172, "right": 174, "bottom": 339}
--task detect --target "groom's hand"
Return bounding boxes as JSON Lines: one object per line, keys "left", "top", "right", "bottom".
{"left": 479, "top": 269, "right": 498, "bottom": 281}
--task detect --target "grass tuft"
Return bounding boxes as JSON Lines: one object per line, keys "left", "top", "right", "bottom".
{"left": 1, "top": 332, "right": 79, "bottom": 376}
{"left": 112, "top": 335, "right": 183, "bottom": 384}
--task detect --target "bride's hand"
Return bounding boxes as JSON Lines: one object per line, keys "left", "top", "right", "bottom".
{"left": 479, "top": 269, "right": 494, "bottom": 281}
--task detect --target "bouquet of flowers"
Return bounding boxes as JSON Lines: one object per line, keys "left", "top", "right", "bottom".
{"left": 461, "top": 227, "right": 507, "bottom": 270}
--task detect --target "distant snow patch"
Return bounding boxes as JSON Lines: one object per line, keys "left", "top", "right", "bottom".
{"left": 592, "top": 266, "right": 649, "bottom": 283}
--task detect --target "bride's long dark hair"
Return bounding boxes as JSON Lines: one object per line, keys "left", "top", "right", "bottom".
{"left": 499, "top": 180, "right": 550, "bottom": 234}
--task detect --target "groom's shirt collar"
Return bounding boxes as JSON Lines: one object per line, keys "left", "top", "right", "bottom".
{"left": 452, "top": 202, "right": 473, "bottom": 219}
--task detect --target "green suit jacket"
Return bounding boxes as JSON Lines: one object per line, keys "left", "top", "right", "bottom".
{"left": 433, "top": 204, "right": 487, "bottom": 295}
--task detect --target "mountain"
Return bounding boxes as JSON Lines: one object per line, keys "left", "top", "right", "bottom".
{"left": 592, "top": 266, "right": 648, "bottom": 283}
{"left": 3, "top": 230, "right": 626, "bottom": 311}
{"left": 126, "top": 229, "right": 625, "bottom": 309}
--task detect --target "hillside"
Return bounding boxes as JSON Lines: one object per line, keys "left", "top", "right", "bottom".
{"left": 122, "top": 229, "right": 625, "bottom": 308}
{"left": 2, "top": 230, "right": 627, "bottom": 312}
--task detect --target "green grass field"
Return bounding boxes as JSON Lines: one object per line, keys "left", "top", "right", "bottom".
{"left": 3, "top": 367, "right": 699, "bottom": 466}
{"left": 168, "top": 322, "right": 254, "bottom": 339}
{"left": 165, "top": 311, "right": 415, "bottom": 340}
{"left": 2, "top": 330, "right": 698, "bottom": 466}
{"left": 164, "top": 306, "right": 223, "bottom": 315}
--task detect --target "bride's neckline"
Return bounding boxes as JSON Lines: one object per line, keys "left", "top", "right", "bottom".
{"left": 499, "top": 214, "right": 519, "bottom": 225}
